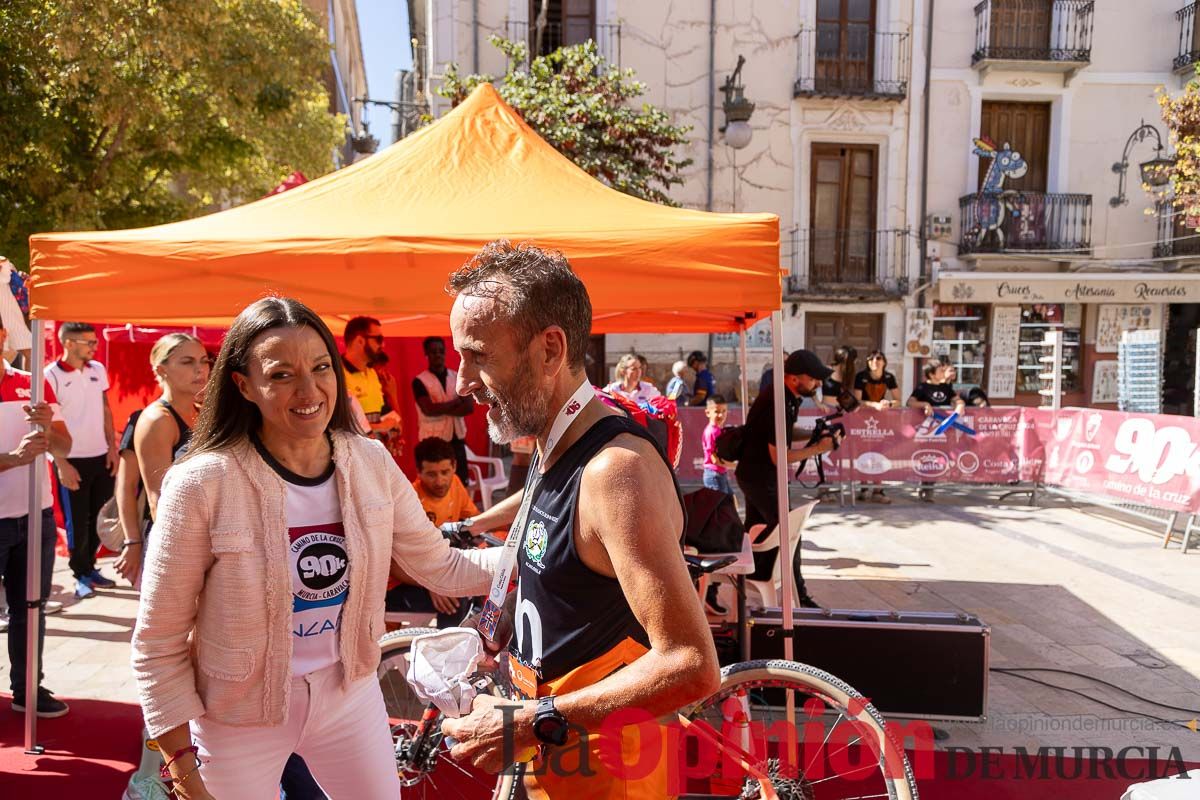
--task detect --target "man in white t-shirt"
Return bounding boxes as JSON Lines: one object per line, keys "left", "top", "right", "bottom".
{"left": 1, "top": 316, "right": 75, "bottom": 717}
{"left": 45, "top": 323, "right": 118, "bottom": 598}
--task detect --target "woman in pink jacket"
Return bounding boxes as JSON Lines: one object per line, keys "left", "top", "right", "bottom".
{"left": 131, "top": 297, "right": 501, "bottom": 799}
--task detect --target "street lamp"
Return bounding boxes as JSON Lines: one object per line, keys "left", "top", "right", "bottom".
{"left": 1110, "top": 120, "right": 1174, "bottom": 207}
{"left": 720, "top": 55, "right": 755, "bottom": 150}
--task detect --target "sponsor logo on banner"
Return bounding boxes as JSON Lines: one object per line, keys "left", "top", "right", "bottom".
{"left": 1054, "top": 417, "right": 1074, "bottom": 441}
{"left": 1085, "top": 413, "right": 1103, "bottom": 442}
{"left": 855, "top": 417, "right": 896, "bottom": 440}
{"left": 957, "top": 451, "right": 980, "bottom": 475}
{"left": 1075, "top": 450, "right": 1095, "bottom": 474}
{"left": 1104, "top": 418, "right": 1200, "bottom": 485}
{"left": 854, "top": 451, "right": 893, "bottom": 475}
{"left": 914, "top": 418, "right": 946, "bottom": 440}
{"left": 984, "top": 458, "right": 1017, "bottom": 472}
{"left": 912, "top": 450, "right": 950, "bottom": 477}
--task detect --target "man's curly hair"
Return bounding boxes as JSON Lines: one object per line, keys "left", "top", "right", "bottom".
{"left": 447, "top": 240, "right": 591, "bottom": 369}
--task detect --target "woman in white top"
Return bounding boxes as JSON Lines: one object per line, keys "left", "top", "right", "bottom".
{"left": 604, "top": 352, "right": 661, "bottom": 405}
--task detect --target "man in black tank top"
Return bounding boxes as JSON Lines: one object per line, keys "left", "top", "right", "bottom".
{"left": 440, "top": 241, "right": 720, "bottom": 799}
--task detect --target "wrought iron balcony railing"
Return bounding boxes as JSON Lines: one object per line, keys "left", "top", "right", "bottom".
{"left": 785, "top": 228, "right": 911, "bottom": 296}
{"left": 793, "top": 28, "right": 910, "bottom": 99}
{"left": 958, "top": 192, "right": 1092, "bottom": 256}
{"left": 972, "top": 0, "right": 1094, "bottom": 65}
{"left": 1176, "top": 2, "right": 1200, "bottom": 72}
{"left": 1154, "top": 201, "right": 1200, "bottom": 258}
{"left": 504, "top": 20, "right": 621, "bottom": 67}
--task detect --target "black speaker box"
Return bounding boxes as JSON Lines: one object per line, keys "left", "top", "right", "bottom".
{"left": 745, "top": 607, "right": 990, "bottom": 721}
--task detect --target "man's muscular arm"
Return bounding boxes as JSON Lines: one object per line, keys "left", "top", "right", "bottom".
{"left": 444, "top": 433, "right": 721, "bottom": 771}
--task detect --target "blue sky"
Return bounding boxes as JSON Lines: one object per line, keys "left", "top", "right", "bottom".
{"left": 356, "top": 0, "right": 412, "bottom": 148}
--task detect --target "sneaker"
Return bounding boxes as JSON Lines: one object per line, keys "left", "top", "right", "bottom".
{"left": 0, "top": 611, "right": 7, "bottom": 633}
{"left": 86, "top": 570, "right": 116, "bottom": 589}
{"left": 918, "top": 488, "right": 934, "bottom": 503}
{"left": 11, "top": 687, "right": 69, "bottom": 718}
{"left": 74, "top": 580, "right": 94, "bottom": 600}
{"left": 798, "top": 593, "right": 823, "bottom": 610}
{"left": 704, "top": 585, "right": 728, "bottom": 616}
{"left": 44, "top": 600, "right": 63, "bottom": 615}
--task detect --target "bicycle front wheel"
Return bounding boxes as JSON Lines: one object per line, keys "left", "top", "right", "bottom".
{"left": 681, "top": 659, "right": 919, "bottom": 800}
{"left": 377, "top": 628, "right": 518, "bottom": 800}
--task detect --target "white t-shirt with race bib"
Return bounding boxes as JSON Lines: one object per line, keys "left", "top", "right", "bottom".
{"left": 254, "top": 437, "right": 349, "bottom": 676}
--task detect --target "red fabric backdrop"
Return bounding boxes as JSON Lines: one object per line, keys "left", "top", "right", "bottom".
{"left": 54, "top": 323, "right": 489, "bottom": 480}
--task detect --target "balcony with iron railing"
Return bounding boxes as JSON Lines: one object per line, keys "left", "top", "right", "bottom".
{"left": 1176, "top": 2, "right": 1200, "bottom": 72}
{"left": 972, "top": 0, "right": 1094, "bottom": 77}
{"left": 504, "top": 20, "right": 621, "bottom": 67}
{"left": 785, "top": 228, "right": 911, "bottom": 297}
{"left": 793, "top": 28, "right": 910, "bottom": 99}
{"left": 1154, "top": 201, "right": 1200, "bottom": 258}
{"left": 958, "top": 192, "right": 1092, "bottom": 256}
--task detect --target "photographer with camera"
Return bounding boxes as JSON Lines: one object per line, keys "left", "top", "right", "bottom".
{"left": 735, "top": 350, "right": 841, "bottom": 609}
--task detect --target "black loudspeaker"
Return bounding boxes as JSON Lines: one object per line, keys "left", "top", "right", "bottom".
{"left": 747, "top": 608, "right": 990, "bottom": 721}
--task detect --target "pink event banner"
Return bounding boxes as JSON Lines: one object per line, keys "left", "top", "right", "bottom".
{"left": 675, "top": 405, "right": 1200, "bottom": 514}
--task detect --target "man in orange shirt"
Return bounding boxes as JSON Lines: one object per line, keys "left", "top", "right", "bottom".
{"left": 386, "top": 437, "right": 480, "bottom": 627}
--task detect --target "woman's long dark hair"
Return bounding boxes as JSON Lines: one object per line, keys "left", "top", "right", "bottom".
{"left": 832, "top": 345, "right": 858, "bottom": 385}
{"left": 185, "top": 297, "right": 359, "bottom": 460}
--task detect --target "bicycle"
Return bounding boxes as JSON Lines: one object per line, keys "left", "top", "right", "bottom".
{"left": 377, "top": 553, "right": 920, "bottom": 800}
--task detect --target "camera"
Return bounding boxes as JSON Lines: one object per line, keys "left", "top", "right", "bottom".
{"left": 797, "top": 410, "right": 851, "bottom": 487}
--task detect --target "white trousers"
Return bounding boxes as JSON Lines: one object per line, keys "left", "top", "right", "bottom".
{"left": 191, "top": 662, "right": 400, "bottom": 799}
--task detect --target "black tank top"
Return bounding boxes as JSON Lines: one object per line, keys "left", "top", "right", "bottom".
{"left": 159, "top": 399, "right": 193, "bottom": 461}
{"left": 510, "top": 414, "right": 682, "bottom": 683}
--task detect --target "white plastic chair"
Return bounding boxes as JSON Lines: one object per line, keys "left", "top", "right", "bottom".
{"left": 744, "top": 501, "right": 819, "bottom": 609}
{"left": 466, "top": 445, "right": 508, "bottom": 510}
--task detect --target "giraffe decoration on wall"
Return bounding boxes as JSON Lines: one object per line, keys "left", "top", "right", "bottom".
{"left": 967, "top": 137, "right": 1028, "bottom": 250}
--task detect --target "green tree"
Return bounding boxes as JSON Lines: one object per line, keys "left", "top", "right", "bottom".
{"left": 0, "top": 0, "right": 346, "bottom": 270}
{"left": 438, "top": 36, "right": 692, "bottom": 206}
{"left": 1160, "top": 69, "right": 1200, "bottom": 230}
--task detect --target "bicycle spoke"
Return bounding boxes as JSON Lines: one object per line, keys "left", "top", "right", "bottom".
{"left": 808, "top": 758, "right": 885, "bottom": 786}
{"left": 821, "top": 734, "right": 861, "bottom": 765}
{"left": 805, "top": 710, "right": 845, "bottom": 775}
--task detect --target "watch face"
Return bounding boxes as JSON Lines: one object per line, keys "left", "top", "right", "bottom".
{"left": 534, "top": 715, "right": 568, "bottom": 746}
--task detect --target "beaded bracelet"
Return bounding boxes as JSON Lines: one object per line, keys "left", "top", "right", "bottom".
{"left": 159, "top": 745, "right": 200, "bottom": 781}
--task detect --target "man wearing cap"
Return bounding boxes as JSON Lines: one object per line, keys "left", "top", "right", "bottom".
{"left": 734, "top": 349, "right": 839, "bottom": 609}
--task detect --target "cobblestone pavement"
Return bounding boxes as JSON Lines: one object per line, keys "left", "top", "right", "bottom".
{"left": 2, "top": 485, "right": 1197, "bottom": 761}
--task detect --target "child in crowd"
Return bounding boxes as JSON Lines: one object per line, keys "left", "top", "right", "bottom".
{"left": 701, "top": 394, "right": 733, "bottom": 494}
{"left": 384, "top": 437, "right": 479, "bottom": 627}
{"left": 665, "top": 360, "right": 693, "bottom": 407}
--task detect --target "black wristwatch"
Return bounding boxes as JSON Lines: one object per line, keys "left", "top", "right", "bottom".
{"left": 532, "top": 695, "right": 569, "bottom": 746}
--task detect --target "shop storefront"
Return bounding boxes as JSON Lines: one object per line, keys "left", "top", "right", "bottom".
{"left": 934, "top": 272, "right": 1200, "bottom": 410}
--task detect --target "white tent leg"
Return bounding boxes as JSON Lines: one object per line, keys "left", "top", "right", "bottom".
{"left": 739, "top": 324, "right": 750, "bottom": 413}
{"left": 769, "top": 309, "right": 797, "bottom": 756}
{"left": 24, "top": 319, "right": 46, "bottom": 754}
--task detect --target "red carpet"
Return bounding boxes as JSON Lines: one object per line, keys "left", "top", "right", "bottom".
{"left": 0, "top": 697, "right": 142, "bottom": 798}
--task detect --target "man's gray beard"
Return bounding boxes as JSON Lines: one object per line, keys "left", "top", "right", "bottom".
{"left": 484, "top": 378, "right": 552, "bottom": 444}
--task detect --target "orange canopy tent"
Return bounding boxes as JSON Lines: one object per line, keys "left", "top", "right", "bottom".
{"left": 28, "top": 83, "right": 780, "bottom": 333}
{"left": 19, "top": 85, "right": 796, "bottom": 757}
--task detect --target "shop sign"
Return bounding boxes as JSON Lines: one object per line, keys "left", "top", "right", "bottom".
{"left": 938, "top": 273, "right": 1200, "bottom": 305}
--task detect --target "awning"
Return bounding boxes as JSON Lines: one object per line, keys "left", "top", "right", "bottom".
{"left": 936, "top": 271, "right": 1200, "bottom": 304}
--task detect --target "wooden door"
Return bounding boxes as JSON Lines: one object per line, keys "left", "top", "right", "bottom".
{"left": 811, "top": 144, "right": 877, "bottom": 284}
{"left": 989, "top": 0, "right": 1051, "bottom": 56}
{"left": 805, "top": 313, "right": 883, "bottom": 366}
{"left": 530, "top": 0, "right": 594, "bottom": 54}
{"left": 815, "top": 0, "right": 875, "bottom": 92}
{"left": 978, "top": 100, "right": 1050, "bottom": 192}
